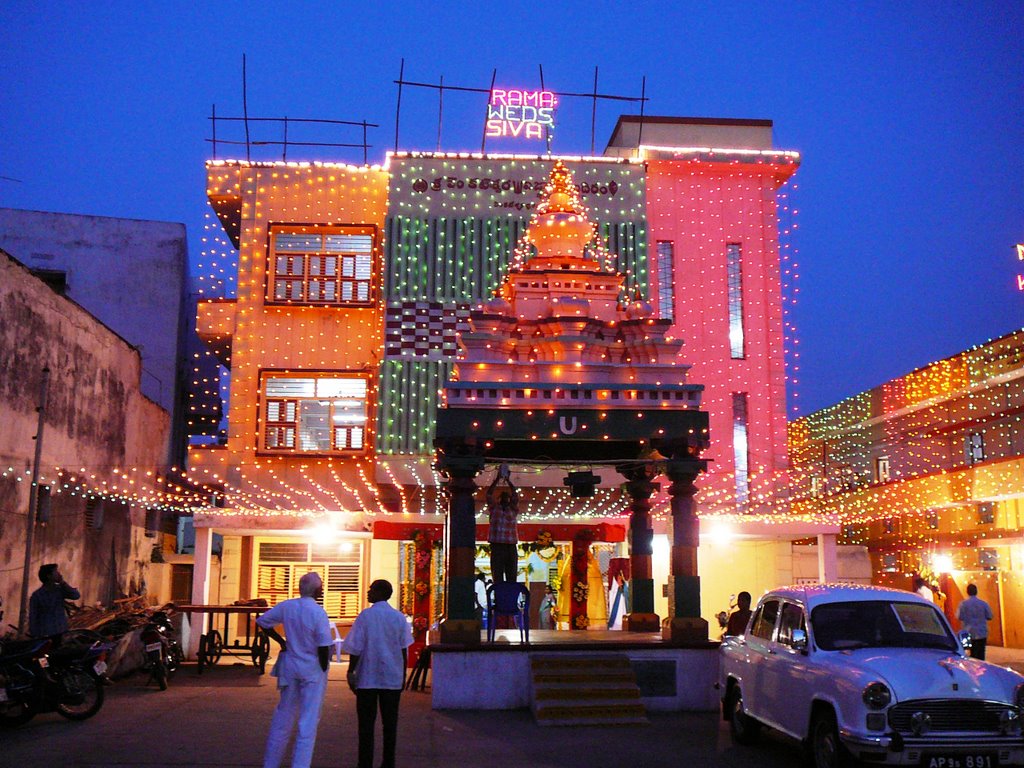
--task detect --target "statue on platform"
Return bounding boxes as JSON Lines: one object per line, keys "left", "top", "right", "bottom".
{"left": 556, "top": 540, "right": 608, "bottom": 630}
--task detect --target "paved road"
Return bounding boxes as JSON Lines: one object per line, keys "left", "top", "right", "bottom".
{"left": 1, "top": 662, "right": 802, "bottom": 768}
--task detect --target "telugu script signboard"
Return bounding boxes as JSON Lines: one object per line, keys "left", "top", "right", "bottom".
{"left": 388, "top": 156, "right": 645, "bottom": 222}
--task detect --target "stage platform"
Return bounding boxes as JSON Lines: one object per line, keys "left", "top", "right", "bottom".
{"left": 429, "top": 630, "right": 721, "bottom": 712}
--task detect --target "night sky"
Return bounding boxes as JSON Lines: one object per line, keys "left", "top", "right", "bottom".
{"left": 2, "top": 2, "right": 1021, "bottom": 416}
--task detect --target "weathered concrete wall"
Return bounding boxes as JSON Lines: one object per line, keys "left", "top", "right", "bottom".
{"left": 0, "top": 251, "right": 171, "bottom": 629}
{"left": 0, "top": 208, "right": 189, "bottom": 463}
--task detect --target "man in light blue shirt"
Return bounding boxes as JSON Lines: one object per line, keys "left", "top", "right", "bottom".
{"left": 256, "top": 571, "right": 333, "bottom": 768}
{"left": 957, "top": 583, "right": 994, "bottom": 660}
{"left": 342, "top": 579, "right": 414, "bottom": 768}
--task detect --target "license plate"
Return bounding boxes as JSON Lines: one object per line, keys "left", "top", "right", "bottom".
{"left": 38, "top": 657, "right": 48, "bottom": 668}
{"left": 923, "top": 754, "right": 998, "bottom": 768}
{"left": 93, "top": 660, "right": 107, "bottom": 675}
{"left": 145, "top": 642, "right": 162, "bottom": 653}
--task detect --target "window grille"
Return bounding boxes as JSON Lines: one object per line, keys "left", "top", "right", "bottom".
{"left": 258, "top": 542, "right": 310, "bottom": 562}
{"left": 84, "top": 497, "right": 104, "bottom": 530}
{"left": 964, "top": 432, "right": 985, "bottom": 465}
{"left": 656, "top": 241, "right": 674, "bottom": 322}
{"left": 977, "top": 502, "right": 995, "bottom": 525}
{"left": 255, "top": 540, "right": 364, "bottom": 619}
{"left": 268, "top": 227, "right": 373, "bottom": 306}
{"left": 261, "top": 374, "right": 369, "bottom": 454}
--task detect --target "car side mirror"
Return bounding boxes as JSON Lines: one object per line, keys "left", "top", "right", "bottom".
{"left": 958, "top": 629, "right": 972, "bottom": 651}
{"left": 792, "top": 628, "right": 808, "bottom": 652}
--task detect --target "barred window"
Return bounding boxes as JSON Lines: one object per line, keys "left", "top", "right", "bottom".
{"left": 732, "top": 392, "right": 750, "bottom": 510}
{"left": 268, "top": 226, "right": 373, "bottom": 306}
{"left": 261, "top": 374, "right": 368, "bottom": 454}
{"left": 656, "top": 241, "right": 674, "bottom": 322}
{"left": 726, "top": 243, "right": 745, "bottom": 359}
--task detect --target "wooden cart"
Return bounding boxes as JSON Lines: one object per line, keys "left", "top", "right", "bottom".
{"left": 177, "top": 605, "right": 272, "bottom": 674}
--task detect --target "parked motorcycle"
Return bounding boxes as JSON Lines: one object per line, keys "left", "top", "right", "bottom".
{"left": 140, "top": 611, "right": 182, "bottom": 690}
{"left": 0, "top": 635, "right": 106, "bottom": 725}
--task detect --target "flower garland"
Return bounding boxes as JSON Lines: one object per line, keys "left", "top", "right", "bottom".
{"left": 519, "top": 529, "right": 559, "bottom": 561}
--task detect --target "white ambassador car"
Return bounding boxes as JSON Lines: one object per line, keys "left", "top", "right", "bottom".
{"left": 720, "top": 584, "right": 1024, "bottom": 768}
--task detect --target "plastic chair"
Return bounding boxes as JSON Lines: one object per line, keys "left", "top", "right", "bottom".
{"left": 330, "top": 623, "right": 344, "bottom": 663}
{"left": 486, "top": 582, "right": 530, "bottom": 644}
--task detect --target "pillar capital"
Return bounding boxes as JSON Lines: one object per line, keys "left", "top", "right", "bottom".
{"left": 663, "top": 457, "right": 706, "bottom": 483}
{"left": 435, "top": 452, "right": 486, "bottom": 480}
{"left": 616, "top": 462, "right": 660, "bottom": 500}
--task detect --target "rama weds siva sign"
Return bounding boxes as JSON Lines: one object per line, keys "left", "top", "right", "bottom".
{"left": 485, "top": 88, "right": 557, "bottom": 140}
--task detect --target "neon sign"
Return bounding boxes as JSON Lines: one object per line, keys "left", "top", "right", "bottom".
{"left": 1017, "top": 244, "right": 1024, "bottom": 291}
{"left": 486, "top": 89, "right": 557, "bottom": 140}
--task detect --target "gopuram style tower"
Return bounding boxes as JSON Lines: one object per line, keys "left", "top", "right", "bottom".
{"left": 435, "top": 161, "right": 712, "bottom": 644}
{"left": 448, "top": 160, "right": 696, "bottom": 403}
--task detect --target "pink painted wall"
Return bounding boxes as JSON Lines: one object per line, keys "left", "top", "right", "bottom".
{"left": 645, "top": 159, "right": 795, "bottom": 514}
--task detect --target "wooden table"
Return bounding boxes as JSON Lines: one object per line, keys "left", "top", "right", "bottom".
{"left": 177, "top": 605, "right": 271, "bottom": 674}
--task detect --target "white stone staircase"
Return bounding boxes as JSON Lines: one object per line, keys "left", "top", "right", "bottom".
{"left": 530, "top": 652, "right": 648, "bottom": 726}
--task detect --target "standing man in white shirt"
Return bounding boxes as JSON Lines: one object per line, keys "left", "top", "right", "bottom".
{"left": 256, "top": 571, "right": 333, "bottom": 768}
{"left": 342, "top": 579, "right": 414, "bottom": 768}
{"left": 957, "top": 583, "right": 994, "bottom": 660}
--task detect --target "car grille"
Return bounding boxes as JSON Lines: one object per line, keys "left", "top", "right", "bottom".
{"left": 888, "top": 699, "right": 1015, "bottom": 733}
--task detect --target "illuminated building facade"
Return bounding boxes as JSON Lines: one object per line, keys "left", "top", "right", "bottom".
{"left": 187, "top": 114, "right": 802, "bottom": 638}
{"left": 789, "top": 328, "right": 1024, "bottom": 647}
{"left": 607, "top": 117, "right": 799, "bottom": 516}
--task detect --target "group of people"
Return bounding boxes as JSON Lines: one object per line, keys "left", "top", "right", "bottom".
{"left": 256, "top": 573, "right": 413, "bottom": 768}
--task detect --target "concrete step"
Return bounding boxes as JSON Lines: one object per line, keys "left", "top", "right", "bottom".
{"left": 530, "top": 652, "right": 648, "bottom": 727}
{"left": 535, "top": 686, "right": 642, "bottom": 701}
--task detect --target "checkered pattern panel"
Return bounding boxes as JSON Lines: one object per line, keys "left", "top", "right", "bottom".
{"left": 384, "top": 301, "right": 472, "bottom": 361}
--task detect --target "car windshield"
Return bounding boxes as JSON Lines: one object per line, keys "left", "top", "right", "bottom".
{"left": 810, "top": 600, "right": 957, "bottom": 652}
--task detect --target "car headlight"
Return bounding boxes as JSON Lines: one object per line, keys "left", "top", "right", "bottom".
{"left": 863, "top": 681, "right": 892, "bottom": 710}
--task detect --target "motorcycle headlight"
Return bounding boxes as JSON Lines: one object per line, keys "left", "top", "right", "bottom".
{"left": 863, "top": 681, "right": 892, "bottom": 710}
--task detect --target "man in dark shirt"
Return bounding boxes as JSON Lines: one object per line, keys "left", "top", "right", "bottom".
{"left": 725, "top": 591, "right": 753, "bottom": 636}
{"left": 29, "top": 563, "right": 80, "bottom": 638}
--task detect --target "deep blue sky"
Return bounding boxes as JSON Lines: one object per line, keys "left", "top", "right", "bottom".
{"left": 2, "top": 2, "right": 1021, "bottom": 416}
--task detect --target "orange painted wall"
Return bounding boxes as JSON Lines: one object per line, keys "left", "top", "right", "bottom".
{"left": 200, "top": 163, "right": 389, "bottom": 500}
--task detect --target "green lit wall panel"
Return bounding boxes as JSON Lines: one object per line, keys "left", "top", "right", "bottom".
{"left": 377, "top": 157, "right": 649, "bottom": 455}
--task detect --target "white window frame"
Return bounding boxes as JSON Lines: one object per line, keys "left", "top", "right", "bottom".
{"left": 267, "top": 225, "right": 374, "bottom": 307}
{"left": 260, "top": 373, "right": 370, "bottom": 455}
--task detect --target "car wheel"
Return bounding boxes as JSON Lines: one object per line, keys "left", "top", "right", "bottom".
{"left": 810, "top": 709, "right": 851, "bottom": 768}
{"left": 728, "top": 686, "right": 761, "bottom": 745}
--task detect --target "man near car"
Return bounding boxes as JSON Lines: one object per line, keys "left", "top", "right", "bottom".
{"left": 725, "top": 591, "right": 753, "bottom": 636}
{"left": 342, "top": 579, "right": 414, "bottom": 768}
{"left": 256, "top": 571, "right": 332, "bottom": 768}
{"left": 29, "top": 563, "right": 80, "bottom": 639}
{"left": 957, "top": 583, "right": 993, "bottom": 660}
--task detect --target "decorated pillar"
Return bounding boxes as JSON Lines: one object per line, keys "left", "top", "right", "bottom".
{"left": 663, "top": 457, "right": 708, "bottom": 643}
{"left": 410, "top": 529, "right": 436, "bottom": 644}
{"left": 568, "top": 529, "right": 596, "bottom": 630}
{"left": 437, "top": 452, "right": 485, "bottom": 645}
{"left": 618, "top": 463, "right": 660, "bottom": 631}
